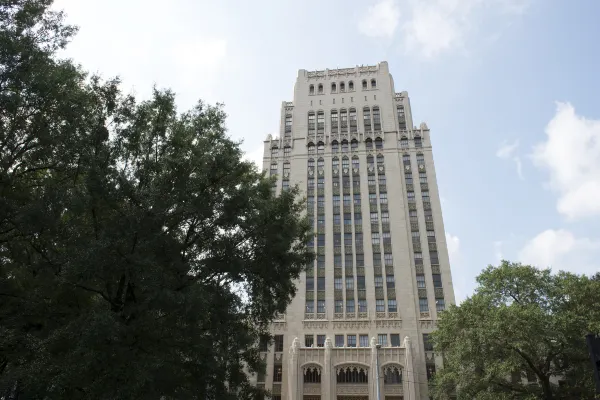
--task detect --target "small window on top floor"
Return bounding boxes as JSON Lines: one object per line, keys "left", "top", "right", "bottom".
{"left": 371, "top": 79, "right": 377, "bottom": 89}
{"left": 307, "top": 142, "right": 315, "bottom": 155}
{"left": 284, "top": 114, "right": 292, "bottom": 134}
{"left": 365, "top": 138, "right": 373, "bottom": 150}
{"left": 317, "top": 141, "right": 325, "bottom": 154}
{"left": 309, "top": 85, "right": 315, "bottom": 95}
{"left": 341, "top": 140, "right": 349, "bottom": 152}
{"left": 351, "top": 139, "right": 358, "bottom": 151}
{"left": 362, "top": 79, "right": 367, "bottom": 90}
{"left": 331, "top": 82, "right": 337, "bottom": 93}
{"left": 375, "top": 137, "right": 383, "bottom": 149}
{"left": 318, "top": 84, "right": 323, "bottom": 94}
{"left": 415, "top": 135, "right": 422, "bottom": 148}
{"left": 271, "top": 147, "right": 279, "bottom": 157}
{"left": 332, "top": 140, "right": 339, "bottom": 152}
{"left": 284, "top": 146, "right": 291, "bottom": 156}
{"left": 348, "top": 81, "right": 354, "bottom": 91}
{"left": 340, "top": 82, "right": 345, "bottom": 92}
{"left": 400, "top": 136, "right": 408, "bottom": 148}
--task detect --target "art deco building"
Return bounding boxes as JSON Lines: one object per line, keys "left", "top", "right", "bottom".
{"left": 259, "top": 61, "right": 456, "bottom": 400}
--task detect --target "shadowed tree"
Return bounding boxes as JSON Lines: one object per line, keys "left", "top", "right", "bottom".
{"left": 0, "top": 1, "right": 313, "bottom": 398}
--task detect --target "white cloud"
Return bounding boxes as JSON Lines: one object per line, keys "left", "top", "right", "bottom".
{"left": 518, "top": 229, "right": 600, "bottom": 276}
{"left": 496, "top": 139, "right": 524, "bottom": 180}
{"left": 531, "top": 102, "right": 600, "bottom": 220}
{"left": 358, "top": 0, "right": 401, "bottom": 38}
{"left": 358, "top": 0, "right": 530, "bottom": 58}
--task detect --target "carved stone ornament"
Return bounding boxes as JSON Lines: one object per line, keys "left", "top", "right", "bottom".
{"left": 303, "top": 365, "right": 322, "bottom": 374}
{"left": 308, "top": 169, "right": 314, "bottom": 176}
{"left": 375, "top": 320, "right": 402, "bottom": 329}
{"left": 405, "top": 165, "right": 411, "bottom": 171}
{"left": 336, "top": 385, "right": 369, "bottom": 395}
{"left": 353, "top": 168, "right": 359, "bottom": 174}
{"left": 419, "top": 164, "right": 425, "bottom": 170}
{"left": 303, "top": 384, "right": 321, "bottom": 394}
{"left": 303, "top": 320, "right": 329, "bottom": 330}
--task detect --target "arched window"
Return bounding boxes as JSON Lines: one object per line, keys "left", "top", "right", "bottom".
{"left": 352, "top": 155, "right": 359, "bottom": 169}
{"left": 318, "top": 84, "right": 323, "bottom": 94}
{"left": 377, "top": 154, "right": 384, "bottom": 165}
{"left": 317, "top": 141, "right": 325, "bottom": 154}
{"left": 307, "top": 142, "right": 315, "bottom": 155}
{"left": 367, "top": 155, "right": 374, "bottom": 169}
{"left": 372, "top": 106, "right": 381, "bottom": 130}
{"left": 283, "top": 161, "right": 290, "bottom": 175}
{"left": 317, "top": 111, "right": 324, "bottom": 134}
{"left": 337, "top": 366, "right": 368, "bottom": 384}
{"left": 365, "top": 138, "right": 373, "bottom": 149}
{"left": 348, "top": 81, "right": 354, "bottom": 91}
{"left": 371, "top": 79, "right": 377, "bottom": 89}
{"left": 308, "top": 158, "right": 315, "bottom": 168}
{"left": 331, "top": 82, "right": 337, "bottom": 93}
{"left": 317, "top": 157, "right": 325, "bottom": 169}
{"left": 414, "top": 135, "right": 422, "bottom": 148}
{"left": 332, "top": 157, "right": 339, "bottom": 169}
{"left": 383, "top": 366, "right": 402, "bottom": 384}
{"left": 304, "top": 367, "right": 322, "bottom": 383}
{"left": 342, "top": 156, "right": 349, "bottom": 169}
{"left": 400, "top": 136, "right": 408, "bottom": 148}
{"left": 309, "top": 84, "right": 315, "bottom": 95}
{"left": 341, "top": 139, "right": 349, "bottom": 152}
{"left": 340, "top": 82, "right": 345, "bottom": 92}
{"left": 375, "top": 137, "right": 383, "bottom": 149}
{"left": 308, "top": 112, "right": 315, "bottom": 134}
{"left": 284, "top": 146, "right": 291, "bottom": 156}
{"left": 285, "top": 114, "right": 292, "bottom": 135}
{"left": 331, "top": 110, "right": 339, "bottom": 134}
{"left": 362, "top": 80, "right": 367, "bottom": 90}
{"left": 351, "top": 139, "right": 359, "bottom": 150}
{"left": 270, "top": 162, "right": 278, "bottom": 174}
{"left": 331, "top": 140, "right": 339, "bottom": 152}
{"left": 271, "top": 146, "right": 279, "bottom": 157}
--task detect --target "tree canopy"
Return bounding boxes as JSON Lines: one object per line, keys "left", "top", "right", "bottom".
{"left": 0, "top": 1, "right": 312, "bottom": 398}
{"left": 431, "top": 261, "right": 600, "bottom": 400}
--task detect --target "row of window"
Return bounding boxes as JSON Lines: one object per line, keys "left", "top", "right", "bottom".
{"left": 307, "top": 107, "right": 381, "bottom": 134}
{"left": 309, "top": 79, "right": 376, "bottom": 95}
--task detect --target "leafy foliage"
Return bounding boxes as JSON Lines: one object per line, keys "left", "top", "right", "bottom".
{"left": 431, "top": 261, "right": 600, "bottom": 400}
{"left": 0, "top": 1, "right": 313, "bottom": 398}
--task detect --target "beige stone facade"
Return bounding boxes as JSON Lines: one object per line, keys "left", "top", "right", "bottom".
{"left": 257, "top": 62, "right": 456, "bottom": 400}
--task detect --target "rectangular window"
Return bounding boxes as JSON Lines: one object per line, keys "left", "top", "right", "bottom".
{"left": 359, "top": 334, "right": 369, "bottom": 347}
{"left": 369, "top": 193, "right": 377, "bottom": 204}
{"left": 346, "top": 300, "right": 355, "bottom": 313}
{"left": 306, "top": 277, "right": 314, "bottom": 290}
{"left": 307, "top": 178, "right": 315, "bottom": 189}
{"left": 368, "top": 176, "right": 376, "bottom": 186}
{"left": 353, "top": 194, "right": 361, "bottom": 205}
{"left": 317, "top": 335, "right": 326, "bottom": 347}
{"left": 358, "top": 299, "right": 367, "bottom": 312}
{"left": 335, "top": 335, "right": 344, "bottom": 347}
{"left": 373, "top": 253, "right": 381, "bottom": 266}
{"left": 317, "top": 215, "right": 325, "bottom": 226}
{"left": 305, "top": 335, "right": 314, "bottom": 348}
{"left": 343, "top": 195, "right": 351, "bottom": 206}
{"left": 355, "top": 233, "right": 363, "bottom": 245}
{"left": 388, "top": 299, "right": 397, "bottom": 312}
{"left": 333, "top": 214, "right": 341, "bottom": 225}
{"left": 436, "top": 299, "right": 446, "bottom": 312}
{"left": 333, "top": 195, "right": 340, "bottom": 207}
{"left": 379, "top": 193, "right": 388, "bottom": 204}
{"left": 347, "top": 335, "right": 357, "bottom": 347}
{"left": 317, "top": 300, "right": 325, "bottom": 313}
{"left": 370, "top": 212, "right": 378, "bottom": 223}
{"left": 317, "top": 196, "right": 325, "bottom": 207}
{"left": 317, "top": 178, "right": 325, "bottom": 188}
{"left": 305, "top": 301, "right": 314, "bottom": 313}
{"left": 381, "top": 212, "right": 389, "bottom": 223}
{"left": 259, "top": 336, "right": 269, "bottom": 352}
{"left": 344, "top": 213, "right": 352, "bottom": 225}
{"left": 390, "top": 334, "right": 401, "bottom": 347}
{"left": 345, "top": 254, "right": 353, "bottom": 267}
{"left": 274, "top": 335, "right": 284, "bottom": 352}
{"left": 374, "top": 276, "right": 383, "bottom": 288}
{"left": 346, "top": 277, "right": 354, "bottom": 290}
{"left": 378, "top": 334, "right": 388, "bottom": 347}
{"left": 335, "top": 300, "right": 343, "bottom": 313}
{"left": 356, "top": 253, "right": 364, "bottom": 266}
{"left": 282, "top": 180, "right": 289, "bottom": 191}
{"left": 378, "top": 175, "right": 386, "bottom": 185}
{"left": 354, "top": 213, "right": 362, "bottom": 225}
{"left": 372, "top": 233, "right": 380, "bottom": 245}
{"left": 405, "top": 174, "right": 413, "bottom": 184}
{"left": 344, "top": 233, "right": 353, "bottom": 246}
{"left": 334, "top": 278, "right": 342, "bottom": 290}
{"left": 376, "top": 299, "right": 385, "bottom": 312}
{"left": 423, "top": 334, "right": 433, "bottom": 351}
{"left": 419, "top": 298, "right": 429, "bottom": 312}
{"left": 317, "top": 277, "right": 325, "bottom": 290}
{"left": 432, "top": 274, "right": 442, "bottom": 288}
{"left": 416, "top": 274, "right": 426, "bottom": 288}
{"left": 422, "top": 191, "right": 430, "bottom": 200}
{"left": 386, "top": 275, "right": 395, "bottom": 288}
{"left": 317, "top": 255, "right": 325, "bottom": 269}
{"left": 317, "top": 234, "right": 325, "bottom": 246}
{"left": 407, "top": 191, "right": 415, "bottom": 199}
{"left": 384, "top": 252, "right": 393, "bottom": 266}
{"left": 273, "top": 365, "right": 283, "bottom": 382}
{"left": 334, "top": 234, "right": 341, "bottom": 246}
{"left": 334, "top": 255, "right": 342, "bottom": 267}
{"left": 357, "top": 276, "right": 366, "bottom": 289}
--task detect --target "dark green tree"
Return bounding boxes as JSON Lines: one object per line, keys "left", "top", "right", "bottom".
{"left": 0, "top": 1, "right": 313, "bottom": 398}
{"left": 431, "top": 261, "right": 600, "bottom": 400}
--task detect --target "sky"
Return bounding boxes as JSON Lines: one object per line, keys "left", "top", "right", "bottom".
{"left": 51, "top": 0, "right": 600, "bottom": 302}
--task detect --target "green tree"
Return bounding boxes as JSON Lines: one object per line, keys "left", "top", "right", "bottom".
{"left": 431, "top": 261, "right": 600, "bottom": 400}
{"left": 0, "top": 1, "right": 313, "bottom": 398}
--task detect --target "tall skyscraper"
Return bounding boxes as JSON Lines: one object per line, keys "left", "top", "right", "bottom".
{"left": 259, "top": 61, "right": 456, "bottom": 400}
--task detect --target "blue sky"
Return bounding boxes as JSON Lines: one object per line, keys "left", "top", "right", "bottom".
{"left": 52, "top": 0, "right": 600, "bottom": 302}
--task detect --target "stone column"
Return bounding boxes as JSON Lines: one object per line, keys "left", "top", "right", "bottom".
{"left": 370, "top": 336, "right": 378, "bottom": 399}
{"left": 288, "top": 337, "right": 299, "bottom": 400}
{"left": 403, "top": 336, "right": 417, "bottom": 400}
{"left": 323, "top": 337, "right": 332, "bottom": 400}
